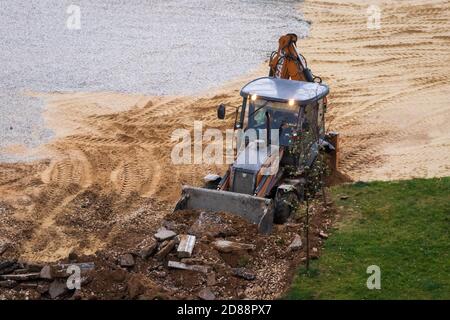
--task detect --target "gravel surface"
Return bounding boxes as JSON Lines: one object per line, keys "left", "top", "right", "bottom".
{"left": 0, "top": 0, "right": 308, "bottom": 158}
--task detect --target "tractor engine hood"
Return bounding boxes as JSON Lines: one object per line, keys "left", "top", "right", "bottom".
{"left": 233, "top": 140, "right": 269, "bottom": 173}
{"left": 230, "top": 140, "right": 273, "bottom": 195}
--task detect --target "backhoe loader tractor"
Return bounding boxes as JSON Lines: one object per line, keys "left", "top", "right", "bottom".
{"left": 174, "top": 77, "right": 332, "bottom": 233}
{"left": 174, "top": 34, "right": 333, "bottom": 234}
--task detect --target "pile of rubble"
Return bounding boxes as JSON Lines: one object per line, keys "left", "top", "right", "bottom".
{"left": 0, "top": 203, "right": 334, "bottom": 300}
{"left": 114, "top": 211, "right": 276, "bottom": 300}
{"left": 0, "top": 257, "right": 94, "bottom": 300}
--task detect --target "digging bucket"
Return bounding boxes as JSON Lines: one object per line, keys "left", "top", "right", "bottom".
{"left": 174, "top": 185, "right": 274, "bottom": 234}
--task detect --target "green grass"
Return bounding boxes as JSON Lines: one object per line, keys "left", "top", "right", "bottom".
{"left": 286, "top": 177, "right": 450, "bottom": 300}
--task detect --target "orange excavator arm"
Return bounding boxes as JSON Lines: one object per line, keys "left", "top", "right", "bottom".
{"left": 269, "top": 34, "right": 311, "bottom": 82}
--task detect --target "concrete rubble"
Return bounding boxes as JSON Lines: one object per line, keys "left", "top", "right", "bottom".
{"left": 139, "top": 239, "right": 158, "bottom": 259}
{"left": 39, "top": 265, "right": 53, "bottom": 280}
{"left": 177, "top": 235, "right": 196, "bottom": 258}
{"left": 198, "top": 287, "right": 215, "bottom": 300}
{"left": 49, "top": 280, "right": 69, "bottom": 299}
{"left": 232, "top": 268, "right": 256, "bottom": 281}
{"left": 0, "top": 258, "right": 96, "bottom": 299}
{"left": 155, "top": 240, "right": 176, "bottom": 261}
{"left": 119, "top": 253, "right": 135, "bottom": 267}
{"left": 0, "top": 273, "right": 40, "bottom": 281}
{"left": 288, "top": 234, "right": 303, "bottom": 251}
{"left": 0, "top": 200, "right": 333, "bottom": 300}
{"left": 167, "top": 261, "right": 209, "bottom": 274}
{"left": 212, "top": 240, "right": 256, "bottom": 253}
{"left": 154, "top": 228, "right": 177, "bottom": 241}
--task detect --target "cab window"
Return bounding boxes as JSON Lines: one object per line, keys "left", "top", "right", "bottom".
{"left": 302, "top": 103, "right": 318, "bottom": 137}
{"left": 318, "top": 99, "right": 325, "bottom": 136}
{"left": 247, "top": 99, "right": 299, "bottom": 130}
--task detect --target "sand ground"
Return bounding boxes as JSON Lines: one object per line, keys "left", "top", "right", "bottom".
{"left": 1, "top": 0, "right": 449, "bottom": 267}
{"left": 300, "top": 0, "right": 450, "bottom": 181}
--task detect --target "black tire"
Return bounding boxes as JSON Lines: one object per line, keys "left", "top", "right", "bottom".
{"left": 274, "top": 192, "right": 298, "bottom": 224}
{"left": 203, "top": 177, "right": 221, "bottom": 190}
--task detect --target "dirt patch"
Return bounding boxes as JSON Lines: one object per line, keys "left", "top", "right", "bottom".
{"left": 0, "top": 203, "right": 335, "bottom": 300}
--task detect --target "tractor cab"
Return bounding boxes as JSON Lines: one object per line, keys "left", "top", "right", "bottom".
{"left": 214, "top": 76, "right": 330, "bottom": 201}
{"left": 175, "top": 77, "right": 331, "bottom": 235}
{"left": 218, "top": 76, "right": 329, "bottom": 153}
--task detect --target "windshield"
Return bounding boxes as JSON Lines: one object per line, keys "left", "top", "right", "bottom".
{"left": 248, "top": 99, "right": 299, "bottom": 130}
{"left": 244, "top": 99, "right": 299, "bottom": 146}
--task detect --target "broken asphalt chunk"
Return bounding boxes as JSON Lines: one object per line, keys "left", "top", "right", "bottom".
{"left": 0, "top": 241, "right": 10, "bottom": 256}
{"left": 37, "top": 283, "right": 50, "bottom": 294}
{"left": 154, "top": 228, "right": 177, "bottom": 241}
{"left": 58, "top": 262, "right": 95, "bottom": 272}
{"left": 198, "top": 287, "right": 215, "bottom": 300}
{"left": 49, "top": 279, "right": 69, "bottom": 299}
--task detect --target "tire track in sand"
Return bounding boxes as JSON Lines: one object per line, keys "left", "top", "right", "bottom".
{"left": 300, "top": 0, "right": 450, "bottom": 181}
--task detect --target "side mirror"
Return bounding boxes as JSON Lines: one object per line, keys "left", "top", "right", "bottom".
{"left": 217, "top": 104, "right": 226, "bottom": 119}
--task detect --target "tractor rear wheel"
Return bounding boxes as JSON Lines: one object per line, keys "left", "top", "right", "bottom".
{"left": 274, "top": 191, "right": 298, "bottom": 224}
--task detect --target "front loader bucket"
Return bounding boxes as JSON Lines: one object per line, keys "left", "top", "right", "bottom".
{"left": 174, "top": 185, "right": 274, "bottom": 234}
